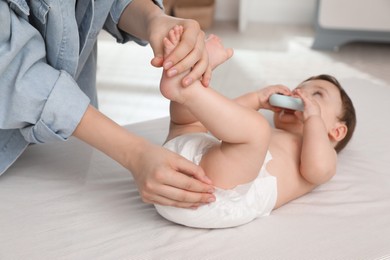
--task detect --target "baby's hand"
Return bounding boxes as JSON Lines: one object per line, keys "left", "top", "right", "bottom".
{"left": 257, "top": 85, "right": 292, "bottom": 111}
{"left": 294, "top": 89, "right": 321, "bottom": 121}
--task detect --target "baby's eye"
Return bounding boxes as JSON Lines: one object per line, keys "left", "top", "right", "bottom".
{"left": 313, "top": 91, "right": 322, "bottom": 96}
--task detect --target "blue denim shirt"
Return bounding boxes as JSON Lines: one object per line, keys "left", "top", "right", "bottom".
{"left": 0, "top": 0, "right": 163, "bottom": 174}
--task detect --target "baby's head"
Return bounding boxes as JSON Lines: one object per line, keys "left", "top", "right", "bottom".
{"left": 274, "top": 74, "right": 356, "bottom": 153}
{"left": 304, "top": 75, "right": 356, "bottom": 152}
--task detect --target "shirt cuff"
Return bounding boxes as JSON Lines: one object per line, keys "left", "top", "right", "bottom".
{"left": 20, "top": 71, "right": 90, "bottom": 143}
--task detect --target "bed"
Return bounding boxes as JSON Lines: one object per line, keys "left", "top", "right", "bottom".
{"left": 1, "top": 77, "right": 389, "bottom": 259}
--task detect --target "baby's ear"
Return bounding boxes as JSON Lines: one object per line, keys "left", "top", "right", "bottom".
{"left": 329, "top": 122, "right": 348, "bottom": 142}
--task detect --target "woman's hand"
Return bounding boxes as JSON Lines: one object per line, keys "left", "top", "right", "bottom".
{"left": 148, "top": 14, "right": 212, "bottom": 87}
{"left": 118, "top": 0, "right": 211, "bottom": 87}
{"left": 129, "top": 140, "right": 216, "bottom": 208}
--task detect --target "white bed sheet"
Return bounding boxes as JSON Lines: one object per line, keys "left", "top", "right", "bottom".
{"left": 1, "top": 78, "right": 390, "bottom": 260}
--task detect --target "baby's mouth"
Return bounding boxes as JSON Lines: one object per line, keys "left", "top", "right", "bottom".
{"left": 283, "top": 109, "right": 295, "bottom": 115}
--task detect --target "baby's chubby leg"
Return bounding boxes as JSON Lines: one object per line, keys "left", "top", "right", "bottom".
{"left": 160, "top": 27, "right": 270, "bottom": 189}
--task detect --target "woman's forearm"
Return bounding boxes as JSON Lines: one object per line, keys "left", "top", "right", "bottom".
{"left": 72, "top": 105, "right": 145, "bottom": 170}
{"left": 118, "top": 0, "right": 163, "bottom": 41}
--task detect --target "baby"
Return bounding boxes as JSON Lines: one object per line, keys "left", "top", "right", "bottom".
{"left": 155, "top": 26, "right": 356, "bottom": 228}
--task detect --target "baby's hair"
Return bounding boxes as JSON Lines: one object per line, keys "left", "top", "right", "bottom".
{"left": 302, "top": 74, "right": 356, "bottom": 153}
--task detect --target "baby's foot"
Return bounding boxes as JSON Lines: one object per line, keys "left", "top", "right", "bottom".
{"left": 163, "top": 25, "right": 183, "bottom": 59}
{"left": 160, "top": 25, "right": 186, "bottom": 102}
{"left": 205, "top": 34, "right": 234, "bottom": 70}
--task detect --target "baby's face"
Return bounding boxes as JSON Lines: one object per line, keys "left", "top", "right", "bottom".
{"left": 274, "top": 79, "right": 343, "bottom": 134}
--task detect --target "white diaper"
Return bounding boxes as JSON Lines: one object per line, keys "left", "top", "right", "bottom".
{"left": 155, "top": 133, "right": 277, "bottom": 229}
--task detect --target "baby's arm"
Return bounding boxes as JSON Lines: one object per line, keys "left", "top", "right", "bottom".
{"left": 296, "top": 90, "right": 337, "bottom": 185}
{"left": 234, "top": 85, "right": 292, "bottom": 111}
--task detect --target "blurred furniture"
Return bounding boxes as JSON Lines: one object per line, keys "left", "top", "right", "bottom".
{"left": 164, "top": 0, "right": 216, "bottom": 30}
{"left": 238, "top": 0, "right": 316, "bottom": 32}
{"left": 312, "top": 0, "right": 390, "bottom": 50}
{"left": 239, "top": 0, "right": 249, "bottom": 32}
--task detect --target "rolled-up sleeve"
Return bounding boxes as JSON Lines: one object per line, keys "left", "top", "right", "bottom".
{"left": 103, "top": 0, "right": 163, "bottom": 44}
{"left": 0, "top": 3, "right": 90, "bottom": 144}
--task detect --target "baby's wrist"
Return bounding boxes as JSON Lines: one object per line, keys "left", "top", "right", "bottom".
{"left": 256, "top": 91, "right": 267, "bottom": 108}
